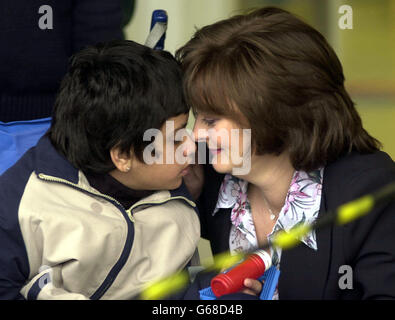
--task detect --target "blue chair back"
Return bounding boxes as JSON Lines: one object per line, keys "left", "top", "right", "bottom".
{"left": 0, "top": 118, "right": 51, "bottom": 175}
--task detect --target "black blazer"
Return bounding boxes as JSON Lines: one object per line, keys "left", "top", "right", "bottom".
{"left": 191, "top": 151, "right": 395, "bottom": 299}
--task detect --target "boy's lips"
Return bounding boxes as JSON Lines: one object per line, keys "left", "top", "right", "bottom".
{"left": 180, "top": 165, "right": 190, "bottom": 176}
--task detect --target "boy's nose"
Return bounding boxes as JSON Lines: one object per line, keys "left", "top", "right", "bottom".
{"left": 183, "top": 133, "right": 196, "bottom": 159}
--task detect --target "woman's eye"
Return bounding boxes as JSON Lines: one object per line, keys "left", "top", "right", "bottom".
{"left": 201, "top": 118, "right": 217, "bottom": 126}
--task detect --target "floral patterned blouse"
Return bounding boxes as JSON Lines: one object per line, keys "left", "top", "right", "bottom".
{"left": 213, "top": 169, "right": 324, "bottom": 299}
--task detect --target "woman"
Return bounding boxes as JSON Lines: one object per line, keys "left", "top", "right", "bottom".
{"left": 178, "top": 7, "right": 395, "bottom": 299}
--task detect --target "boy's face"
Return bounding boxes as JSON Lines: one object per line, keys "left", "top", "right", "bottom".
{"left": 111, "top": 113, "right": 196, "bottom": 191}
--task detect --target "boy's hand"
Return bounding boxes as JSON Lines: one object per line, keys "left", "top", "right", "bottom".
{"left": 241, "top": 278, "right": 263, "bottom": 296}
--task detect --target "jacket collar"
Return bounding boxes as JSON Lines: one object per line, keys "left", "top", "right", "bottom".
{"left": 34, "top": 135, "right": 197, "bottom": 212}
{"left": 34, "top": 135, "right": 80, "bottom": 184}
{"left": 171, "top": 181, "right": 199, "bottom": 214}
{"left": 212, "top": 170, "right": 323, "bottom": 253}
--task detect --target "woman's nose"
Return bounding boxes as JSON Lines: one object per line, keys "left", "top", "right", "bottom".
{"left": 193, "top": 119, "right": 208, "bottom": 143}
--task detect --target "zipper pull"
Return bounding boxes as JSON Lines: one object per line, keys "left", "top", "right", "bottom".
{"left": 125, "top": 208, "right": 135, "bottom": 223}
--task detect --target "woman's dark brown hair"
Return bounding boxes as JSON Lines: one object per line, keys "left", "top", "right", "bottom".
{"left": 176, "top": 7, "right": 380, "bottom": 171}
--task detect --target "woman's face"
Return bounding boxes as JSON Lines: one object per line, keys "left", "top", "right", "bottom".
{"left": 193, "top": 113, "right": 252, "bottom": 175}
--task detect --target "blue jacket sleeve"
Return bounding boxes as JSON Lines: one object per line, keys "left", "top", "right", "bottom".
{"left": 0, "top": 172, "right": 30, "bottom": 300}
{"left": 0, "top": 212, "right": 30, "bottom": 299}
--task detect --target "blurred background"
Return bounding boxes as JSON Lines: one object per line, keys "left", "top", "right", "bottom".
{"left": 123, "top": 0, "right": 394, "bottom": 264}
{"left": 123, "top": 0, "right": 395, "bottom": 159}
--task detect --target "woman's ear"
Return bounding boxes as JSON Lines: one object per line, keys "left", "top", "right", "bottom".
{"left": 110, "top": 147, "right": 132, "bottom": 173}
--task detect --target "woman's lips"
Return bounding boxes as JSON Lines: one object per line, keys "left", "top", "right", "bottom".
{"left": 209, "top": 148, "right": 222, "bottom": 155}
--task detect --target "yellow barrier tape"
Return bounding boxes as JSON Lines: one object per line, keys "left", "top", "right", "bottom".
{"left": 205, "top": 251, "right": 245, "bottom": 272}
{"left": 271, "top": 224, "right": 311, "bottom": 250}
{"left": 140, "top": 270, "right": 189, "bottom": 300}
{"left": 139, "top": 252, "right": 245, "bottom": 300}
{"left": 337, "top": 195, "right": 374, "bottom": 225}
{"left": 139, "top": 183, "right": 395, "bottom": 300}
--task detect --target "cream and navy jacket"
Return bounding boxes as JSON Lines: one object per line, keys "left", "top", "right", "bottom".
{"left": 0, "top": 136, "right": 200, "bottom": 300}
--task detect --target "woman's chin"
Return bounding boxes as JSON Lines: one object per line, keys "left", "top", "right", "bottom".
{"left": 212, "top": 162, "right": 234, "bottom": 174}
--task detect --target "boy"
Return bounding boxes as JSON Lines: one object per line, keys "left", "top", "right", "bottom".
{"left": 0, "top": 40, "right": 200, "bottom": 299}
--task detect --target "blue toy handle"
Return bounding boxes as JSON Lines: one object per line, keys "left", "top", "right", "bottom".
{"left": 257, "top": 266, "right": 280, "bottom": 300}
{"left": 199, "top": 266, "right": 280, "bottom": 300}
{"left": 150, "top": 10, "right": 167, "bottom": 50}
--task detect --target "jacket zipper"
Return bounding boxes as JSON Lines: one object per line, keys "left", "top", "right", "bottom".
{"left": 126, "top": 195, "right": 196, "bottom": 214}
{"left": 38, "top": 173, "right": 135, "bottom": 222}
{"left": 37, "top": 173, "right": 196, "bottom": 299}
{"left": 38, "top": 174, "right": 196, "bottom": 219}
{"left": 38, "top": 173, "right": 134, "bottom": 299}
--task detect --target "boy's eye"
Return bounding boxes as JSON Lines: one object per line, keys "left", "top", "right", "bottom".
{"left": 173, "top": 139, "right": 183, "bottom": 145}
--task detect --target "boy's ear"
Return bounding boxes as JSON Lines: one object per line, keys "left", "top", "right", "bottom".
{"left": 110, "top": 147, "right": 132, "bottom": 173}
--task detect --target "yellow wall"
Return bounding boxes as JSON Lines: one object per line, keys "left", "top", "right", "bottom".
{"left": 338, "top": 0, "right": 395, "bottom": 159}
{"left": 124, "top": 0, "right": 243, "bottom": 55}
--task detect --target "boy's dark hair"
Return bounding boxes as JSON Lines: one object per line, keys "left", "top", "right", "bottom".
{"left": 49, "top": 40, "right": 188, "bottom": 173}
{"left": 176, "top": 7, "right": 381, "bottom": 172}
